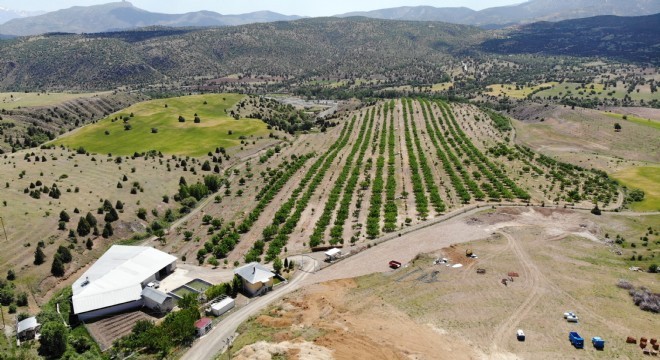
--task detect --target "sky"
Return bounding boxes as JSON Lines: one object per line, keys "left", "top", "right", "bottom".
{"left": 3, "top": 0, "right": 526, "bottom": 16}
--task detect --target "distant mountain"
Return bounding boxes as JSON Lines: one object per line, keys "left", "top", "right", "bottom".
{"left": 0, "top": 1, "right": 302, "bottom": 36}
{"left": 482, "top": 14, "right": 660, "bottom": 64}
{"left": 0, "top": 7, "right": 44, "bottom": 25}
{"left": 0, "top": 17, "right": 481, "bottom": 90}
{"left": 337, "top": 0, "right": 660, "bottom": 27}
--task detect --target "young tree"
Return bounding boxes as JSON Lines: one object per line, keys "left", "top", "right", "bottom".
{"left": 273, "top": 257, "right": 283, "bottom": 274}
{"left": 614, "top": 122, "right": 622, "bottom": 132}
{"left": 6, "top": 269, "right": 16, "bottom": 281}
{"left": 104, "top": 207, "right": 119, "bottom": 222}
{"left": 56, "top": 245, "right": 72, "bottom": 263}
{"left": 51, "top": 254, "right": 65, "bottom": 277}
{"left": 39, "top": 322, "right": 68, "bottom": 358}
{"left": 86, "top": 238, "right": 93, "bottom": 250}
{"left": 85, "top": 212, "right": 97, "bottom": 227}
{"left": 34, "top": 247, "right": 45, "bottom": 265}
{"left": 77, "top": 217, "right": 91, "bottom": 236}
{"left": 59, "top": 210, "right": 70, "bottom": 222}
{"left": 102, "top": 222, "right": 114, "bottom": 238}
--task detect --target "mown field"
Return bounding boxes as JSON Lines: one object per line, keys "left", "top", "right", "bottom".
{"left": 614, "top": 166, "right": 660, "bottom": 211}
{"left": 604, "top": 112, "right": 660, "bottom": 131}
{"left": 52, "top": 94, "right": 269, "bottom": 156}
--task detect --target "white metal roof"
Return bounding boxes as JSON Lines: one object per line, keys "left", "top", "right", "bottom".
{"left": 142, "top": 287, "right": 171, "bottom": 304}
{"left": 17, "top": 317, "right": 39, "bottom": 333}
{"left": 211, "top": 297, "right": 235, "bottom": 310}
{"left": 72, "top": 245, "right": 177, "bottom": 315}
{"left": 325, "top": 248, "right": 341, "bottom": 257}
{"left": 234, "top": 262, "right": 275, "bottom": 284}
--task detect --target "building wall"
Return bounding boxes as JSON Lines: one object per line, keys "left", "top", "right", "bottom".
{"left": 77, "top": 299, "right": 143, "bottom": 322}
{"left": 242, "top": 279, "right": 274, "bottom": 297}
{"left": 144, "top": 296, "right": 174, "bottom": 314}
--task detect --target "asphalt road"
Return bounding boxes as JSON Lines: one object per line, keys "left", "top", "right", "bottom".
{"left": 180, "top": 255, "right": 318, "bottom": 360}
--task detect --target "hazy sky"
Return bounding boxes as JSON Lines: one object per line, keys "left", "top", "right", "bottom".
{"left": 3, "top": 1, "right": 526, "bottom": 16}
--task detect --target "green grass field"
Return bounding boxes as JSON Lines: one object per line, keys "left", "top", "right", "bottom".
{"left": 603, "top": 112, "right": 660, "bottom": 131}
{"left": 485, "top": 82, "right": 558, "bottom": 98}
{"left": 614, "top": 166, "right": 660, "bottom": 211}
{"left": 52, "top": 94, "right": 269, "bottom": 156}
{"left": 0, "top": 91, "right": 110, "bottom": 109}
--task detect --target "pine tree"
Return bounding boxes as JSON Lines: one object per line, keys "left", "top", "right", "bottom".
{"left": 77, "top": 217, "right": 91, "bottom": 236}
{"left": 34, "top": 247, "right": 45, "bottom": 265}
{"left": 86, "top": 238, "right": 93, "bottom": 250}
{"left": 102, "top": 223, "right": 113, "bottom": 238}
{"left": 51, "top": 254, "right": 64, "bottom": 277}
{"left": 59, "top": 210, "right": 70, "bottom": 222}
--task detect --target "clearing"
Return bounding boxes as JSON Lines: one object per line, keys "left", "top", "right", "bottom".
{"left": 614, "top": 166, "right": 660, "bottom": 211}
{"left": 52, "top": 94, "right": 269, "bottom": 156}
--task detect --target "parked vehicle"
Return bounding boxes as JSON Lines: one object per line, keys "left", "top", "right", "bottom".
{"left": 563, "top": 311, "right": 575, "bottom": 319}
{"left": 389, "top": 260, "right": 402, "bottom": 269}
{"left": 592, "top": 337, "right": 605, "bottom": 350}
{"left": 516, "top": 329, "right": 525, "bottom": 341}
{"left": 569, "top": 332, "right": 584, "bottom": 348}
{"left": 566, "top": 315, "right": 579, "bottom": 323}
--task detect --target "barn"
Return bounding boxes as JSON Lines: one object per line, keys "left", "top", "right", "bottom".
{"left": 72, "top": 245, "right": 177, "bottom": 322}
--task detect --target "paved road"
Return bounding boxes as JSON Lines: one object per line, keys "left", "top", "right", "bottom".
{"left": 180, "top": 255, "right": 318, "bottom": 360}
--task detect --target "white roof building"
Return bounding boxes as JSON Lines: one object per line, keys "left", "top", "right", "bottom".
{"left": 72, "top": 245, "right": 177, "bottom": 320}
{"left": 233, "top": 262, "right": 276, "bottom": 297}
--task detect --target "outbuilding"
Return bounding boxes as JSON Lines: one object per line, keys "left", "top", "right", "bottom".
{"left": 234, "top": 262, "right": 275, "bottom": 297}
{"left": 16, "top": 317, "right": 40, "bottom": 341}
{"left": 324, "top": 248, "right": 342, "bottom": 261}
{"left": 72, "top": 245, "right": 177, "bottom": 321}
{"left": 210, "top": 296, "right": 235, "bottom": 316}
{"left": 142, "top": 287, "right": 174, "bottom": 314}
{"left": 195, "top": 317, "right": 213, "bottom": 337}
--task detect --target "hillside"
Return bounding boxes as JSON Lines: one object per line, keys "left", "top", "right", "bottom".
{"left": 0, "top": 1, "right": 302, "bottom": 36}
{"left": 482, "top": 14, "right": 660, "bottom": 64}
{"left": 338, "top": 0, "right": 660, "bottom": 27}
{"left": 0, "top": 18, "right": 483, "bottom": 91}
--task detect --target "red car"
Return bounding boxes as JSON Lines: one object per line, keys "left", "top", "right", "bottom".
{"left": 389, "top": 260, "right": 402, "bottom": 269}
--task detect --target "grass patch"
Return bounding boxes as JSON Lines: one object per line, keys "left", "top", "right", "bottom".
{"left": 614, "top": 166, "right": 660, "bottom": 211}
{"left": 52, "top": 94, "right": 269, "bottom": 156}
{"left": 603, "top": 112, "right": 660, "bottom": 131}
{"left": 485, "top": 82, "right": 558, "bottom": 98}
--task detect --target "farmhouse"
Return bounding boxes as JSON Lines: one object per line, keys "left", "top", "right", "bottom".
{"left": 234, "top": 262, "right": 275, "bottom": 297}
{"left": 72, "top": 245, "right": 177, "bottom": 321}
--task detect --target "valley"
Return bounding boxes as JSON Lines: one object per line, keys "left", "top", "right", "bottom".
{"left": 0, "top": 1, "right": 657, "bottom": 359}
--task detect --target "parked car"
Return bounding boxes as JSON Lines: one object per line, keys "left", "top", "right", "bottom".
{"left": 389, "top": 260, "right": 402, "bottom": 269}
{"left": 516, "top": 329, "right": 525, "bottom": 341}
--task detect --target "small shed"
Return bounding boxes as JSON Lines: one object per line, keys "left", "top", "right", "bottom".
{"left": 210, "top": 297, "right": 235, "bottom": 316}
{"left": 142, "top": 287, "right": 174, "bottom": 314}
{"left": 324, "top": 248, "right": 342, "bottom": 261}
{"left": 195, "top": 317, "right": 213, "bottom": 337}
{"left": 17, "top": 317, "right": 41, "bottom": 341}
{"left": 234, "top": 262, "right": 275, "bottom": 297}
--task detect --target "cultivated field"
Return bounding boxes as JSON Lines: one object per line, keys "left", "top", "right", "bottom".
{"left": 230, "top": 207, "right": 659, "bottom": 359}
{"left": 52, "top": 94, "right": 269, "bottom": 156}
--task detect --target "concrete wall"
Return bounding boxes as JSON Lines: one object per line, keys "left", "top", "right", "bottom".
{"left": 78, "top": 299, "right": 143, "bottom": 322}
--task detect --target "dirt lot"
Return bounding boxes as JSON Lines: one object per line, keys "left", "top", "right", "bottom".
{"left": 233, "top": 207, "right": 659, "bottom": 359}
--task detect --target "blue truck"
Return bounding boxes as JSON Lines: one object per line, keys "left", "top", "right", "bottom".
{"left": 569, "top": 332, "right": 584, "bottom": 348}
{"left": 592, "top": 337, "right": 605, "bottom": 350}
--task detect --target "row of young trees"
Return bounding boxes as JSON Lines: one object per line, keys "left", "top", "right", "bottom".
{"left": 383, "top": 101, "right": 398, "bottom": 232}
{"left": 366, "top": 105, "right": 388, "bottom": 238}
{"left": 404, "top": 99, "right": 446, "bottom": 214}
{"left": 308, "top": 113, "right": 370, "bottom": 247}
{"left": 438, "top": 101, "right": 530, "bottom": 200}
{"left": 241, "top": 116, "right": 358, "bottom": 261}
{"left": 420, "top": 99, "right": 475, "bottom": 203}
{"left": 264, "top": 116, "right": 357, "bottom": 257}
{"left": 328, "top": 107, "right": 376, "bottom": 244}
{"left": 402, "top": 99, "right": 430, "bottom": 219}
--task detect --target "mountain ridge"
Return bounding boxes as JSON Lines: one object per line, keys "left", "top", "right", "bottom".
{"left": 0, "top": 1, "right": 302, "bottom": 36}
{"left": 336, "top": 0, "right": 660, "bottom": 27}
